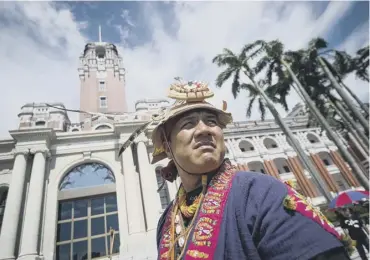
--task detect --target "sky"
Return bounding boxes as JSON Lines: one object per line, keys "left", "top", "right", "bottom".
{"left": 0, "top": 1, "right": 369, "bottom": 139}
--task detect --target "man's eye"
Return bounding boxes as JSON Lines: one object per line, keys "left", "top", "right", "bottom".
{"left": 181, "top": 121, "right": 193, "bottom": 128}
{"left": 207, "top": 119, "right": 217, "bottom": 125}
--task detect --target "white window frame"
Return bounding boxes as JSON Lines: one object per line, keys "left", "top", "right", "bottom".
{"left": 99, "top": 96, "right": 107, "bottom": 108}
{"left": 98, "top": 80, "right": 106, "bottom": 91}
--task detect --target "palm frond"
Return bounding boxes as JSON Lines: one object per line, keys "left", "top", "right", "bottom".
{"left": 254, "top": 56, "right": 270, "bottom": 74}
{"left": 231, "top": 70, "right": 241, "bottom": 99}
{"left": 215, "top": 67, "right": 236, "bottom": 88}
{"left": 246, "top": 96, "right": 256, "bottom": 118}
{"left": 212, "top": 48, "right": 238, "bottom": 66}
{"left": 308, "top": 38, "right": 328, "bottom": 51}
{"left": 258, "top": 97, "right": 266, "bottom": 121}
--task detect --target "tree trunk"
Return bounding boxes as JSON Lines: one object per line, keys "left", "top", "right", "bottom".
{"left": 330, "top": 100, "right": 369, "bottom": 157}
{"left": 341, "top": 82, "right": 369, "bottom": 117}
{"left": 318, "top": 57, "right": 369, "bottom": 132}
{"left": 347, "top": 131, "right": 370, "bottom": 161}
{"left": 281, "top": 59, "right": 369, "bottom": 190}
{"left": 332, "top": 100, "right": 369, "bottom": 151}
{"left": 249, "top": 77, "right": 333, "bottom": 201}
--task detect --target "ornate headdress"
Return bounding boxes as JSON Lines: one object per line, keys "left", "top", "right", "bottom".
{"left": 118, "top": 78, "right": 233, "bottom": 164}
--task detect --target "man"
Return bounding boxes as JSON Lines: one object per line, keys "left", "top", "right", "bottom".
{"left": 119, "top": 79, "right": 353, "bottom": 260}
{"left": 341, "top": 208, "right": 369, "bottom": 260}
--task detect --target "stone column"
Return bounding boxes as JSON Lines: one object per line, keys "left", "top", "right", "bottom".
{"left": 263, "top": 160, "right": 280, "bottom": 179}
{"left": 121, "top": 145, "right": 145, "bottom": 233}
{"left": 136, "top": 139, "right": 162, "bottom": 231}
{"left": 236, "top": 163, "right": 248, "bottom": 171}
{"left": 330, "top": 150, "right": 360, "bottom": 187}
{"left": 166, "top": 182, "right": 178, "bottom": 201}
{"left": 286, "top": 157, "right": 316, "bottom": 197}
{"left": 18, "top": 149, "right": 49, "bottom": 259}
{"left": 292, "top": 157, "right": 318, "bottom": 197}
{"left": 0, "top": 149, "right": 28, "bottom": 260}
{"left": 310, "top": 153, "right": 339, "bottom": 193}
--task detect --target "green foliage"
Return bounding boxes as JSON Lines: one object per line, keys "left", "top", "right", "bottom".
{"left": 212, "top": 36, "right": 369, "bottom": 124}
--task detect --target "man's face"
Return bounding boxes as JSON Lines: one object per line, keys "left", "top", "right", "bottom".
{"left": 166, "top": 110, "right": 226, "bottom": 174}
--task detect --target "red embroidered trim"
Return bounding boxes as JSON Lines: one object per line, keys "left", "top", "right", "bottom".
{"left": 158, "top": 204, "right": 174, "bottom": 260}
{"left": 283, "top": 186, "right": 340, "bottom": 239}
{"left": 185, "top": 164, "right": 236, "bottom": 259}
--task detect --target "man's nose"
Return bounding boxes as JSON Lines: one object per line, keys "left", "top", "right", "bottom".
{"left": 194, "top": 120, "right": 211, "bottom": 137}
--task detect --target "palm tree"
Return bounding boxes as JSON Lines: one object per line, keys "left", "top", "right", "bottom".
{"left": 243, "top": 39, "right": 369, "bottom": 190}
{"left": 212, "top": 47, "right": 333, "bottom": 201}
{"left": 332, "top": 50, "right": 369, "bottom": 117}
{"left": 353, "top": 45, "right": 369, "bottom": 82}
{"left": 329, "top": 98, "right": 369, "bottom": 149}
{"left": 308, "top": 38, "right": 369, "bottom": 132}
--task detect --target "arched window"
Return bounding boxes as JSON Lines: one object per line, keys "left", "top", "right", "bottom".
{"left": 247, "top": 161, "right": 265, "bottom": 174}
{"left": 0, "top": 186, "right": 8, "bottom": 233}
{"left": 307, "top": 133, "right": 320, "bottom": 144}
{"left": 155, "top": 166, "right": 171, "bottom": 210}
{"left": 239, "top": 140, "right": 255, "bottom": 152}
{"left": 273, "top": 158, "right": 291, "bottom": 174}
{"left": 95, "top": 125, "right": 112, "bottom": 131}
{"left": 57, "top": 163, "right": 119, "bottom": 260}
{"left": 263, "top": 137, "right": 278, "bottom": 149}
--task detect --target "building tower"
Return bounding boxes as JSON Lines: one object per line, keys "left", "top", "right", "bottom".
{"left": 78, "top": 26, "right": 127, "bottom": 122}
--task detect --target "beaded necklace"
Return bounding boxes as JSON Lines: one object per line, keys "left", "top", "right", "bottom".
{"left": 168, "top": 175, "right": 207, "bottom": 260}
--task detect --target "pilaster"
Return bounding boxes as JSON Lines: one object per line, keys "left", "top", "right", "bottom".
{"left": 135, "top": 136, "right": 161, "bottom": 231}
{"left": 330, "top": 150, "right": 360, "bottom": 187}
{"left": 18, "top": 148, "right": 49, "bottom": 259}
{"left": 0, "top": 148, "right": 29, "bottom": 260}
{"left": 309, "top": 153, "right": 339, "bottom": 193}
{"left": 120, "top": 139, "right": 145, "bottom": 234}
{"left": 286, "top": 157, "right": 316, "bottom": 198}
{"left": 262, "top": 156, "right": 280, "bottom": 179}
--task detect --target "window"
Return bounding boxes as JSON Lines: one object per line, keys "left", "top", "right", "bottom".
{"left": 99, "top": 81, "right": 106, "bottom": 91}
{"left": 35, "top": 121, "right": 46, "bottom": 126}
{"left": 283, "top": 166, "right": 290, "bottom": 173}
{"left": 336, "top": 180, "right": 346, "bottom": 191}
{"left": 0, "top": 187, "right": 8, "bottom": 233}
{"left": 56, "top": 194, "right": 120, "bottom": 260}
{"left": 57, "top": 163, "right": 119, "bottom": 260}
{"left": 99, "top": 97, "right": 107, "bottom": 108}
{"left": 155, "top": 166, "right": 171, "bottom": 209}
{"left": 322, "top": 159, "right": 330, "bottom": 166}
{"left": 239, "top": 140, "right": 255, "bottom": 152}
{"left": 95, "top": 125, "right": 112, "bottom": 131}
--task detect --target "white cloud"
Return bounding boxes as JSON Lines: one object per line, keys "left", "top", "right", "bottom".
{"left": 0, "top": 1, "right": 367, "bottom": 139}
{"left": 0, "top": 2, "right": 86, "bottom": 138}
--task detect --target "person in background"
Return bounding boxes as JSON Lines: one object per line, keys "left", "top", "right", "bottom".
{"left": 341, "top": 208, "right": 369, "bottom": 260}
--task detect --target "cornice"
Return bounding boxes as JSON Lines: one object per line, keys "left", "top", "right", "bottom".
{"left": 114, "top": 120, "right": 150, "bottom": 136}
{"left": 0, "top": 169, "right": 11, "bottom": 175}
{"left": 0, "top": 139, "right": 15, "bottom": 147}
{"left": 9, "top": 128, "right": 55, "bottom": 144}
{"left": 56, "top": 130, "right": 116, "bottom": 144}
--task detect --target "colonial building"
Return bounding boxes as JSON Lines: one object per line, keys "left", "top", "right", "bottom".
{"left": 0, "top": 38, "right": 365, "bottom": 260}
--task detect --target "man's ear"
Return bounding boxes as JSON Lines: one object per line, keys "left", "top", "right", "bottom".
{"left": 163, "top": 141, "right": 172, "bottom": 159}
